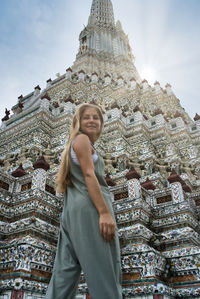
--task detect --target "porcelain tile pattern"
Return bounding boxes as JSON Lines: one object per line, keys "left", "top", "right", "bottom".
{"left": 0, "top": 0, "right": 200, "bottom": 298}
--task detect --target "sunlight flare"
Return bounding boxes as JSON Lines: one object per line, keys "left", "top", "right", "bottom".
{"left": 140, "top": 66, "right": 157, "bottom": 85}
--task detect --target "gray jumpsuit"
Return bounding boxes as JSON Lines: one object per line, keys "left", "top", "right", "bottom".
{"left": 45, "top": 150, "right": 123, "bottom": 299}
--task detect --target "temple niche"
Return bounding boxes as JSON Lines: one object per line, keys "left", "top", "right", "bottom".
{"left": 0, "top": 0, "right": 200, "bottom": 298}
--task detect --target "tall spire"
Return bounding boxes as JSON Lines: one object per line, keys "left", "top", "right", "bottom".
{"left": 72, "top": 0, "right": 141, "bottom": 82}
{"left": 88, "top": 0, "right": 115, "bottom": 26}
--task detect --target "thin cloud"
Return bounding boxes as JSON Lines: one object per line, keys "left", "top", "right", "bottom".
{"left": 0, "top": 0, "right": 200, "bottom": 121}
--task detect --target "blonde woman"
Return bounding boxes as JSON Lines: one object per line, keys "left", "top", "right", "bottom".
{"left": 45, "top": 103, "right": 123, "bottom": 299}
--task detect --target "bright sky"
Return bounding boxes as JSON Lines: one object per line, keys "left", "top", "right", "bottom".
{"left": 0, "top": 0, "right": 200, "bottom": 121}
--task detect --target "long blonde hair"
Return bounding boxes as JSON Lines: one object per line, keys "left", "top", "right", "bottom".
{"left": 55, "top": 103, "right": 104, "bottom": 193}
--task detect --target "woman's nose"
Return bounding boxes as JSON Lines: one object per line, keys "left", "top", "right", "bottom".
{"left": 88, "top": 117, "right": 95, "bottom": 122}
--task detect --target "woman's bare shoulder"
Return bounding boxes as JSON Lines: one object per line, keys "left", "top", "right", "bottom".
{"left": 73, "top": 134, "right": 90, "bottom": 149}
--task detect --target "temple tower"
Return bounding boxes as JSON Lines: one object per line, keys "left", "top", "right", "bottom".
{"left": 0, "top": 0, "right": 200, "bottom": 298}
{"left": 72, "top": 0, "right": 141, "bottom": 82}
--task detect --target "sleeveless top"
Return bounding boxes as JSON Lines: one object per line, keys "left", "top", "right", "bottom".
{"left": 68, "top": 142, "right": 109, "bottom": 196}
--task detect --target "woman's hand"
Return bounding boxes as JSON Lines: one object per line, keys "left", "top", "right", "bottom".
{"left": 99, "top": 212, "right": 115, "bottom": 242}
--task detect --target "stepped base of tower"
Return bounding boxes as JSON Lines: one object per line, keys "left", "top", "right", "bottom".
{"left": 1, "top": 0, "right": 200, "bottom": 297}
{"left": 0, "top": 68, "right": 200, "bottom": 298}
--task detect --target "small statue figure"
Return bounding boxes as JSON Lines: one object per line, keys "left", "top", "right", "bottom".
{"left": 1, "top": 108, "right": 10, "bottom": 121}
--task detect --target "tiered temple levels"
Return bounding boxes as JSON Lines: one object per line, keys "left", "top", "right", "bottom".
{"left": 0, "top": 0, "right": 200, "bottom": 298}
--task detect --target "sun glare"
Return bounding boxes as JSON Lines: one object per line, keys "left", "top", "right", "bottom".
{"left": 140, "top": 67, "right": 157, "bottom": 85}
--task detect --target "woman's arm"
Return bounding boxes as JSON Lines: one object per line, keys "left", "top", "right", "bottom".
{"left": 73, "top": 134, "right": 115, "bottom": 242}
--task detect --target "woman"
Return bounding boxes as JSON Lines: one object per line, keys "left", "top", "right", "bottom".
{"left": 45, "top": 103, "right": 123, "bottom": 299}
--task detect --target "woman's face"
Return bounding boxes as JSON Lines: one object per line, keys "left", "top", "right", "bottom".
{"left": 80, "top": 107, "right": 102, "bottom": 141}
